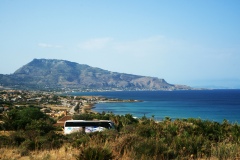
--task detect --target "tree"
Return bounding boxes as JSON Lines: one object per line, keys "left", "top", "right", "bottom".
{"left": 2, "top": 106, "right": 52, "bottom": 130}
{"left": 74, "top": 102, "right": 80, "bottom": 113}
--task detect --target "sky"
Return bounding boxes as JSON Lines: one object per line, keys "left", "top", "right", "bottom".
{"left": 0, "top": 0, "right": 240, "bottom": 89}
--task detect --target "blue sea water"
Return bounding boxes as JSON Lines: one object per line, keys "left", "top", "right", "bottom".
{"left": 70, "top": 90, "right": 240, "bottom": 123}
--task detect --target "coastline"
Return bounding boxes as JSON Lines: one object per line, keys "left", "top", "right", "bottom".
{"left": 66, "top": 90, "right": 240, "bottom": 123}
{"left": 79, "top": 98, "right": 141, "bottom": 114}
{"left": 80, "top": 103, "right": 97, "bottom": 114}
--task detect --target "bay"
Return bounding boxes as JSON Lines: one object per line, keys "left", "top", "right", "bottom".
{"left": 70, "top": 90, "right": 240, "bottom": 123}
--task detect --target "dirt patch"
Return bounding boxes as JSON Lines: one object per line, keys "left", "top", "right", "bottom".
{"left": 46, "top": 105, "right": 70, "bottom": 110}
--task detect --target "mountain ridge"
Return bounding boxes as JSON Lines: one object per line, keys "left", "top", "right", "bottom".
{"left": 0, "top": 59, "right": 192, "bottom": 91}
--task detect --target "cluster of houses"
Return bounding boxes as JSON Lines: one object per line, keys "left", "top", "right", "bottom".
{"left": 0, "top": 89, "right": 139, "bottom": 131}
{"left": 0, "top": 90, "right": 103, "bottom": 118}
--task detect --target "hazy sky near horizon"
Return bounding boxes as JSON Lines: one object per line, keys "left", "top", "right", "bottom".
{"left": 0, "top": 0, "right": 240, "bottom": 88}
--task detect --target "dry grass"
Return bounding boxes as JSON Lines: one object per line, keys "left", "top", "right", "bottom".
{"left": 0, "top": 145, "right": 79, "bottom": 160}
{"left": 0, "top": 146, "right": 223, "bottom": 160}
{"left": 0, "top": 131, "right": 13, "bottom": 136}
{"left": 0, "top": 136, "right": 237, "bottom": 160}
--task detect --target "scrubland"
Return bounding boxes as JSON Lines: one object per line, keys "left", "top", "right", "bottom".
{"left": 1, "top": 107, "right": 240, "bottom": 160}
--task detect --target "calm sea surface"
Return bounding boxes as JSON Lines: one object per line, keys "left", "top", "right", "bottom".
{"left": 70, "top": 90, "right": 240, "bottom": 123}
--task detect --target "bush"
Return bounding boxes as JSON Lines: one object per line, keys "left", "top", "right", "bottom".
{"left": 71, "top": 134, "right": 90, "bottom": 148}
{"left": 9, "top": 131, "right": 26, "bottom": 146}
{"left": 2, "top": 106, "right": 52, "bottom": 130}
{"left": 133, "top": 139, "right": 158, "bottom": 159}
{"left": 18, "top": 139, "right": 35, "bottom": 156}
{"left": 76, "top": 146, "right": 114, "bottom": 160}
{"left": 0, "top": 135, "right": 10, "bottom": 147}
{"left": 25, "top": 119, "right": 55, "bottom": 136}
{"left": 136, "top": 124, "right": 157, "bottom": 138}
{"left": 19, "top": 139, "right": 35, "bottom": 151}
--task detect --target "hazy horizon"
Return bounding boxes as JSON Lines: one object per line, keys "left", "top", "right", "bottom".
{"left": 1, "top": 1, "right": 240, "bottom": 89}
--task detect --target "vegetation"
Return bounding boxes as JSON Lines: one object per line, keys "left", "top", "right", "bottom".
{"left": 0, "top": 107, "right": 240, "bottom": 159}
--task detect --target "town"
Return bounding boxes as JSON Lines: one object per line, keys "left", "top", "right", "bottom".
{"left": 0, "top": 89, "right": 139, "bottom": 123}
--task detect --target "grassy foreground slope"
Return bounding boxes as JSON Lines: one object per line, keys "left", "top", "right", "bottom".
{"left": 1, "top": 107, "right": 240, "bottom": 160}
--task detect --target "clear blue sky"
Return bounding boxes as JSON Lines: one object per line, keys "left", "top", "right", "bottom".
{"left": 0, "top": 0, "right": 240, "bottom": 88}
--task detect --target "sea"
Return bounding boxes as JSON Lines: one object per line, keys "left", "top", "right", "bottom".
{"left": 69, "top": 90, "right": 240, "bottom": 123}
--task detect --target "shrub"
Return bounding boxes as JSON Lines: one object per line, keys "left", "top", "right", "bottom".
{"left": 71, "top": 134, "right": 90, "bottom": 148}
{"left": 0, "top": 135, "right": 10, "bottom": 147}
{"left": 19, "top": 139, "right": 35, "bottom": 151}
{"left": 212, "top": 143, "right": 240, "bottom": 160}
{"left": 76, "top": 146, "right": 114, "bottom": 160}
{"left": 28, "top": 131, "right": 63, "bottom": 150}
{"left": 25, "top": 119, "right": 55, "bottom": 136}
{"left": 18, "top": 140, "right": 35, "bottom": 156}
{"left": 2, "top": 106, "right": 52, "bottom": 130}
{"left": 114, "top": 134, "right": 142, "bottom": 157}
{"left": 133, "top": 139, "right": 158, "bottom": 159}
{"left": 136, "top": 124, "right": 156, "bottom": 138}
{"left": 9, "top": 131, "right": 26, "bottom": 146}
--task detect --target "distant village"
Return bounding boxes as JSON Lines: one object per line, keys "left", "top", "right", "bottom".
{"left": 0, "top": 89, "right": 138, "bottom": 120}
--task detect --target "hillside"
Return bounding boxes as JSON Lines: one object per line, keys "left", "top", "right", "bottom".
{"left": 0, "top": 59, "right": 191, "bottom": 90}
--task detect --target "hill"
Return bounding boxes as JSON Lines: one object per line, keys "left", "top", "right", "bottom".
{"left": 0, "top": 59, "right": 191, "bottom": 91}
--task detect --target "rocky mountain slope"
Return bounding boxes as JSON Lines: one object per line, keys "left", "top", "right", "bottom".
{"left": 0, "top": 59, "right": 191, "bottom": 90}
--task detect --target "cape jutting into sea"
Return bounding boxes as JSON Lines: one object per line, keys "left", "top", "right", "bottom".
{"left": 70, "top": 90, "right": 240, "bottom": 123}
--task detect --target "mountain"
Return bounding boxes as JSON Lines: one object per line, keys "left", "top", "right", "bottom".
{"left": 0, "top": 59, "right": 191, "bottom": 91}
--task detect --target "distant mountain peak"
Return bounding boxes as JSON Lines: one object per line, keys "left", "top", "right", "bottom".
{"left": 1, "top": 59, "right": 192, "bottom": 91}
